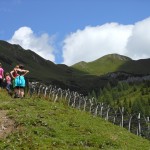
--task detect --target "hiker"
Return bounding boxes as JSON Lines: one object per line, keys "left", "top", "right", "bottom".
{"left": 14, "top": 64, "right": 29, "bottom": 98}
{"left": 10, "top": 65, "right": 19, "bottom": 97}
{"left": 5, "top": 72, "right": 12, "bottom": 92}
{"left": 0, "top": 63, "right": 4, "bottom": 90}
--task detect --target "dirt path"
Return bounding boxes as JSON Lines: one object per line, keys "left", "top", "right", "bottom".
{"left": 0, "top": 110, "right": 15, "bottom": 138}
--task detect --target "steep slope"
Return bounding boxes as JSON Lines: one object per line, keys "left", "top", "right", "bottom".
{"left": 119, "top": 58, "right": 150, "bottom": 74}
{"left": 0, "top": 40, "right": 88, "bottom": 91}
{"left": 0, "top": 40, "right": 112, "bottom": 94}
{"left": 1, "top": 40, "right": 150, "bottom": 94}
{"left": 0, "top": 40, "right": 72, "bottom": 80}
{"left": 0, "top": 90, "right": 150, "bottom": 149}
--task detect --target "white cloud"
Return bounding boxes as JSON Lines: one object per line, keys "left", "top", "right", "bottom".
{"left": 62, "top": 17, "right": 150, "bottom": 66}
{"left": 8, "top": 26, "right": 55, "bottom": 62}
{"left": 62, "top": 23, "right": 133, "bottom": 66}
{"left": 125, "top": 17, "right": 150, "bottom": 60}
{"left": 8, "top": 17, "right": 150, "bottom": 66}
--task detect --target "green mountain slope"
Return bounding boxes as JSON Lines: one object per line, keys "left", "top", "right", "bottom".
{"left": 0, "top": 90, "right": 150, "bottom": 149}
{"left": 97, "top": 81, "right": 150, "bottom": 115}
{"left": 0, "top": 40, "right": 76, "bottom": 81}
{"left": 0, "top": 40, "right": 117, "bottom": 94}
{"left": 1, "top": 40, "right": 150, "bottom": 94}
{"left": 0, "top": 40, "right": 97, "bottom": 93}
{"left": 72, "top": 54, "right": 150, "bottom": 75}
{"left": 72, "top": 54, "right": 131, "bottom": 75}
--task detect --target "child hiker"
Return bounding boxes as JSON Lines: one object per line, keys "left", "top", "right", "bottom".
{"left": 5, "top": 72, "right": 12, "bottom": 92}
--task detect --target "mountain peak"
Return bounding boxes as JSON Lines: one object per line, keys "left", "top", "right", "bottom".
{"left": 72, "top": 53, "right": 133, "bottom": 75}
{"left": 100, "top": 53, "right": 132, "bottom": 61}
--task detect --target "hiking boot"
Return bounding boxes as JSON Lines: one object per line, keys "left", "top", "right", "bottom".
{"left": 14, "top": 93, "right": 19, "bottom": 98}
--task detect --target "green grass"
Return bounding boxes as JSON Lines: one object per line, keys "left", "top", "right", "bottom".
{"left": 0, "top": 90, "right": 150, "bottom": 150}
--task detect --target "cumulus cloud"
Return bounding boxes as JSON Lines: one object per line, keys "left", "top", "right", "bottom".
{"left": 8, "top": 26, "right": 55, "bottom": 62}
{"left": 8, "top": 17, "right": 150, "bottom": 66}
{"left": 125, "top": 17, "right": 150, "bottom": 59}
{"left": 62, "top": 17, "right": 150, "bottom": 66}
{"left": 62, "top": 23, "right": 133, "bottom": 66}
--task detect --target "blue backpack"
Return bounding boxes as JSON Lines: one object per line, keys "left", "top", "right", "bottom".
{"left": 15, "top": 76, "right": 25, "bottom": 87}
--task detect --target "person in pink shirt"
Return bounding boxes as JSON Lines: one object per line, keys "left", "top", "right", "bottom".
{"left": 5, "top": 72, "right": 12, "bottom": 91}
{"left": 0, "top": 63, "right": 4, "bottom": 89}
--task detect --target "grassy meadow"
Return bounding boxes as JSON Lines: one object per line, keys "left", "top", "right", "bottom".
{"left": 0, "top": 89, "right": 150, "bottom": 150}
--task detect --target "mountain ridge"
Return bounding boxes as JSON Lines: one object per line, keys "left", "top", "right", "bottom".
{"left": 72, "top": 53, "right": 150, "bottom": 75}
{"left": 1, "top": 40, "right": 150, "bottom": 94}
{"left": 0, "top": 40, "right": 101, "bottom": 94}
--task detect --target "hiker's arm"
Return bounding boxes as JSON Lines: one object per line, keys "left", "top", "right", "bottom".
{"left": 10, "top": 70, "right": 15, "bottom": 79}
{"left": 2, "top": 70, "right": 4, "bottom": 79}
{"left": 2, "top": 70, "right": 5, "bottom": 81}
{"left": 22, "top": 70, "right": 29, "bottom": 76}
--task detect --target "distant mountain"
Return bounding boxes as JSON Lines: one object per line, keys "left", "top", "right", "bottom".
{"left": 1, "top": 40, "right": 150, "bottom": 94}
{"left": 0, "top": 40, "right": 107, "bottom": 94}
{"left": 0, "top": 40, "right": 67, "bottom": 80}
{"left": 72, "top": 53, "right": 150, "bottom": 75}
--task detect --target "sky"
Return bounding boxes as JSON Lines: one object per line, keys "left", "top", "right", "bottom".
{"left": 0, "top": 0, "right": 150, "bottom": 66}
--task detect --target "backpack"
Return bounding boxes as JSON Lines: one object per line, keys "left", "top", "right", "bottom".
{"left": 15, "top": 76, "right": 25, "bottom": 87}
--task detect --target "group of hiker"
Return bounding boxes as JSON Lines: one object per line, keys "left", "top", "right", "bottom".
{"left": 0, "top": 63, "right": 29, "bottom": 98}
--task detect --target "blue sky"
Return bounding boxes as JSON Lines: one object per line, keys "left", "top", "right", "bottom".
{"left": 1, "top": 0, "right": 150, "bottom": 65}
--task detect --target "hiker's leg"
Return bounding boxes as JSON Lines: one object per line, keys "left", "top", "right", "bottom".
{"left": 6, "top": 83, "right": 10, "bottom": 91}
{"left": 20, "top": 88, "right": 24, "bottom": 98}
{"left": 13, "top": 79, "right": 18, "bottom": 97}
{"left": 18, "top": 87, "right": 21, "bottom": 97}
{"left": 0, "top": 78, "right": 2, "bottom": 90}
{"left": 14, "top": 87, "right": 20, "bottom": 98}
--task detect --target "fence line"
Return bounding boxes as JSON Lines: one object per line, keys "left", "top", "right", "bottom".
{"left": 28, "top": 82, "right": 150, "bottom": 140}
